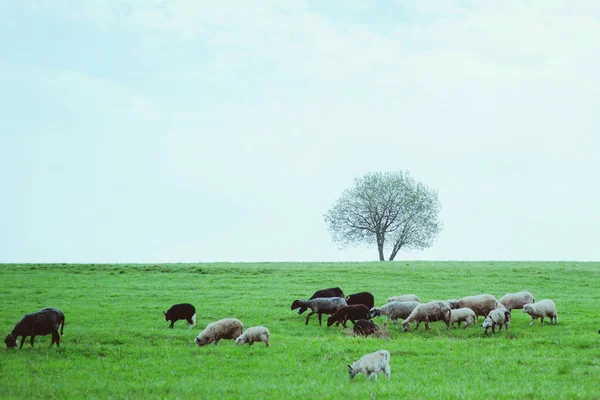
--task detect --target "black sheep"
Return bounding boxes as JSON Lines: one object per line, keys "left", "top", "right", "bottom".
{"left": 346, "top": 292, "right": 375, "bottom": 310}
{"left": 327, "top": 305, "right": 370, "bottom": 328}
{"left": 309, "top": 287, "right": 345, "bottom": 300}
{"left": 163, "top": 303, "right": 196, "bottom": 328}
{"left": 4, "top": 308, "right": 65, "bottom": 349}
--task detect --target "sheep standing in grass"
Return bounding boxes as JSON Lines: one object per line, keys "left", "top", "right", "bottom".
{"left": 195, "top": 318, "right": 243, "bottom": 346}
{"left": 482, "top": 309, "right": 511, "bottom": 334}
{"left": 402, "top": 301, "right": 451, "bottom": 332}
{"left": 347, "top": 350, "right": 391, "bottom": 380}
{"left": 523, "top": 300, "right": 558, "bottom": 325}
{"left": 235, "top": 326, "right": 270, "bottom": 347}
{"left": 498, "top": 291, "right": 535, "bottom": 311}
{"left": 291, "top": 297, "right": 347, "bottom": 325}
{"left": 453, "top": 294, "right": 499, "bottom": 322}
{"left": 370, "top": 301, "right": 419, "bottom": 328}
{"left": 387, "top": 295, "right": 419, "bottom": 303}
{"left": 327, "top": 305, "right": 370, "bottom": 328}
{"left": 450, "top": 308, "right": 477, "bottom": 328}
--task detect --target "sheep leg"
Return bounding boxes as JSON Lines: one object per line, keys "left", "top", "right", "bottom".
{"left": 318, "top": 313, "right": 323, "bottom": 326}
{"left": 424, "top": 320, "right": 430, "bottom": 330}
{"left": 384, "top": 316, "right": 389, "bottom": 326}
{"left": 529, "top": 316, "right": 534, "bottom": 325}
{"left": 305, "top": 312, "right": 315, "bottom": 325}
{"left": 169, "top": 321, "right": 175, "bottom": 329}
{"left": 393, "top": 318, "right": 398, "bottom": 328}
{"left": 540, "top": 316, "right": 544, "bottom": 325}
{"left": 414, "top": 321, "right": 421, "bottom": 331}
{"left": 19, "top": 336, "right": 26, "bottom": 349}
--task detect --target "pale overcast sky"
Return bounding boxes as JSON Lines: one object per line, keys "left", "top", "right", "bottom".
{"left": 1, "top": 1, "right": 599, "bottom": 263}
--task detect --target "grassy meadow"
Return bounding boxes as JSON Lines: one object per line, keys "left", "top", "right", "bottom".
{"left": 1, "top": 261, "right": 599, "bottom": 399}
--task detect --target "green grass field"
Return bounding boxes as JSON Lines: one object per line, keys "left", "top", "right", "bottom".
{"left": 1, "top": 262, "right": 599, "bottom": 399}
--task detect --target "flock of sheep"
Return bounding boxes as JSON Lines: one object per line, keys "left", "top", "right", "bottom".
{"left": 4, "top": 286, "right": 560, "bottom": 381}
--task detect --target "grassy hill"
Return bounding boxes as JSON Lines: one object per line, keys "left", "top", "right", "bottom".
{"left": 1, "top": 262, "right": 599, "bottom": 399}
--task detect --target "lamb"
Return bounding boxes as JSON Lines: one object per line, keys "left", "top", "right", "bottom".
{"left": 309, "top": 287, "right": 345, "bottom": 300}
{"left": 326, "top": 305, "right": 370, "bottom": 328}
{"left": 482, "top": 308, "right": 511, "bottom": 334}
{"left": 370, "top": 301, "right": 419, "bottom": 328}
{"left": 291, "top": 297, "right": 347, "bottom": 325}
{"left": 450, "top": 307, "right": 477, "bottom": 328}
{"left": 498, "top": 291, "right": 535, "bottom": 311}
{"left": 163, "top": 303, "right": 196, "bottom": 329}
{"left": 235, "top": 326, "right": 270, "bottom": 347}
{"left": 453, "top": 294, "right": 500, "bottom": 321}
{"left": 522, "top": 300, "right": 558, "bottom": 325}
{"left": 401, "top": 301, "right": 451, "bottom": 332}
{"left": 353, "top": 320, "right": 379, "bottom": 336}
{"left": 387, "top": 295, "right": 419, "bottom": 303}
{"left": 194, "top": 318, "right": 243, "bottom": 346}
{"left": 345, "top": 292, "right": 375, "bottom": 310}
{"left": 347, "top": 350, "right": 391, "bottom": 381}
{"left": 4, "top": 308, "right": 65, "bottom": 349}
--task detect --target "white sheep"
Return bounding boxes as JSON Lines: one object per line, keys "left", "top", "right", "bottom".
{"left": 370, "top": 301, "right": 419, "bottom": 328}
{"left": 194, "top": 318, "right": 243, "bottom": 346}
{"left": 387, "top": 294, "right": 419, "bottom": 303}
{"left": 498, "top": 291, "right": 535, "bottom": 311}
{"left": 450, "top": 307, "right": 477, "bottom": 328}
{"left": 453, "top": 294, "right": 499, "bottom": 321}
{"left": 347, "top": 350, "right": 391, "bottom": 380}
{"left": 482, "top": 308, "right": 511, "bottom": 334}
{"left": 235, "top": 326, "right": 270, "bottom": 347}
{"left": 402, "top": 301, "right": 451, "bottom": 332}
{"left": 522, "top": 300, "right": 558, "bottom": 325}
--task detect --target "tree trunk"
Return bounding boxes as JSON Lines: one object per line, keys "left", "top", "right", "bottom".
{"left": 377, "top": 234, "right": 385, "bottom": 261}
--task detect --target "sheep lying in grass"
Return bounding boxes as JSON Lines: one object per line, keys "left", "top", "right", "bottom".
{"left": 498, "top": 291, "right": 535, "bottom": 311}
{"left": 387, "top": 294, "right": 419, "bottom": 303}
{"left": 453, "top": 294, "right": 499, "bottom": 321}
{"left": 402, "top": 301, "right": 451, "bottom": 332}
{"left": 482, "top": 309, "right": 511, "bottom": 334}
{"left": 195, "top": 318, "right": 243, "bottom": 346}
{"left": 523, "top": 300, "right": 558, "bottom": 325}
{"left": 235, "top": 326, "right": 270, "bottom": 347}
{"left": 291, "top": 297, "right": 347, "bottom": 326}
{"left": 347, "top": 350, "right": 391, "bottom": 380}
{"left": 353, "top": 320, "right": 379, "bottom": 336}
{"left": 450, "top": 307, "right": 477, "bottom": 328}
{"left": 370, "top": 301, "right": 419, "bottom": 328}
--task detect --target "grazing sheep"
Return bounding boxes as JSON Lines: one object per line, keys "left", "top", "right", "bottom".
{"left": 347, "top": 350, "right": 391, "bottom": 381}
{"left": 309, "top": 287, "right": 345, "bottom": 300}
{"left": 163, "top": 303, "right": 196, "bottom": 329}
{"left": 402, "top": 301, "right": 451, "bottom": 332}
{"left": 522, "top": 300, "right": 558, "bottom": 325}
{"left": 482, "top": 309, "right": 511, "bottom": 334}
{"left": 450, "top": 308, "right": 477, "bottom": 328}
{"left": 498, "top": 291, "right": 535, "bottom": 311}
{"left": 446, "top": 299, "right": 459, "bottom": 309}
{"left": 4, "top": 308, "right": 65, "bottom": 349}
{"left": 346, "top": 292, "right": 375, "bottom": 310}
{"left": 291, "top": 297, "right": 347, "bottom": 325}
{"left": 194, "top": 318, "right": 243, "bottom": 346}
{"left": 387, "top": 295, "right": 420, "bottom": 303}
{"left": 370, "top": 301, "right": 419, "bottom": 328}
{"left": 454, "top": 294, "right": 500, "bottom": 321}
{"left": 353, "top": 320, "right": 379, "bottom": 336}
{"left": 327, "top": 305, "right": 370, "bottom": 328}
{"left": 235, "top": 326, "right": 270, "bottom": 347}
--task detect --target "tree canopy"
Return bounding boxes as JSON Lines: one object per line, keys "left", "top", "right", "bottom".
{"left": 324, "top": 171, "right": 442, "bottom": 261}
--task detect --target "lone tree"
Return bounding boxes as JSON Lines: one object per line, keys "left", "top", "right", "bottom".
{"left": 324, "top": 171, "right": 442, "bottom": 261}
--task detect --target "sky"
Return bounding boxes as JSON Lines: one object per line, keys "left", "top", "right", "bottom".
{"left": 1, "top": 1, "right": 599, "bottom": 263}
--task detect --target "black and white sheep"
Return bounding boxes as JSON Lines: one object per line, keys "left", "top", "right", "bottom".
{"left": 291, "top": 297, "right": 347, "bottom": 325}
{"left": 345, "top": 292, "right": 375, "bottom": 310}
{"left": 4, "top": 308, "right": 65, "bottom": 349}
{"left": 387, "top": 294, "right": 419, "bottom": 303}
{"left": 482, "top": 309, "right": 511, "bottom": 334}
{"left": 194, "top": 318, "right": 243, "bottom": 346}
{"left": 163, "top": 303, "right": 196, "bottom": 329}
{"left": 347, "top": 350, "right": 391, "bottom": 380}
{"left": 522, "top": 300, "right": 558, "bottom": 325}
{"left": 309, "top": 287, "right": 345, "bottom": 300}
{"left": 450, "top": 307, "right": 477, "bottom": 328}
{"left": 370, "top": 301, "right": 419, "bottom": 328}
{"left": 401, "top": 301, "right": 451, "bottom": 332}
{"left": 353, "top": 319, "right": 379, "bottom": 336}
{"left": 326, "top": 305, "right": 370, "bottom": 328}
{"left": 452, "top": 294, "right": 500, "bottom": 321}
{"left": 498, "top": 291, "right": 535, "bottom": 311}
{"left": 235, "top": 326, "right": 270, "bottom": 347}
